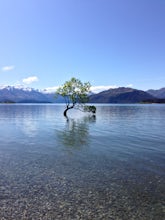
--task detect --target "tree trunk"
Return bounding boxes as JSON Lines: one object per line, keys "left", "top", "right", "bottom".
{"left": 64, "top": 108, "right": 68, "bottom": 117}
{"left": 63, "top": 105, "right": 74, "bottom": 117}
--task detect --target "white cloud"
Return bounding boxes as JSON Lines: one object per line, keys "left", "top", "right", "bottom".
{"left": 90, "top": 85, "right": 118, "bottom": 93}
{"left": 126, "top": 84, "right": 133, "bottom": 88}
{"left": 43, "top": 85, "right": 118, "bottom": 94}
{"left": 42, "top": 84, "right": 134, "bottom": 94}
{"left": 42, "top": 86, "right": 59, "bottom": 93}
{"left": 22, "top": 76, "right": 38, "bottom": 84}
{"left": 2, "top": 65, "right": 15, "bottom": 71}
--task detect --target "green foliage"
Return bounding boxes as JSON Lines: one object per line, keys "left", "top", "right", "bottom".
{"left": 56, "top": 77, "right": 96, "bottom": 116}
{"left": 83, "top": 105, "right": 96, "bottom": 114}
{"left": 56, "top": 77, "right": 91, "bottom": 106}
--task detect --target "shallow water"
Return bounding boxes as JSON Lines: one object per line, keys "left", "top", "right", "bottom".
{"left": 0, "top": 104, "right": 164, "bottom": 219}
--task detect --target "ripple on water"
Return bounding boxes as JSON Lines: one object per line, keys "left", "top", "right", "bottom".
{"left": 0, "top": 104, "right": 164, "bottom": 219}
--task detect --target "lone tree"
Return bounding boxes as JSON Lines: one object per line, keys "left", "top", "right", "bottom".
{"left": 56, "top": 77, "right": 96, "bottom": 117}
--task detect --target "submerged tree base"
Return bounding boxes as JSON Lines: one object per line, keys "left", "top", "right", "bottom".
{"left": 63, "top": 106, "right": 74, "bottom": 117}
{"left": 63, "top": 105, "right": 96, "bottom": 118}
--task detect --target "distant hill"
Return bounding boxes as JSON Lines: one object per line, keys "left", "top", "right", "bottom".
{"left": 89, "top": 87, "right": 155, "bottom": 103}
{"left": 44, "top": 93, "right": 65, "bottom": 103}
{"left": 0, "top": 86, "right": 49, "bottom": 103}
{"left": 0, "top": 86, "right": 66, "bottom": 103}
{"left": 141, "top": 98, "right": 165, "bottom": 104}
{"left": 0, "top": 86, "right": 164, "bottom": 104}
{"left": 147, "top": 88, "right": 165, "bottom": 99}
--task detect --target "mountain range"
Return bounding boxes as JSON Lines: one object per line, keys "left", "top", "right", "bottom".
{"left": 0, "top": 86, "right": 164, "bottom": 103}
{"left": 147, "top": 88, "right": 165, "bottom": 99}
{"left": 89, "top": 87, "right": 155, "bottom": 103}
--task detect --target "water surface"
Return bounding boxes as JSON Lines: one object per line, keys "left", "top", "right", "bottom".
{"left": 0, "top": 104, "right": 164, "bottom": 219}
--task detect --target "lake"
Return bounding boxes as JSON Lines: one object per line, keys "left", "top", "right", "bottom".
{"left": 0, "top": 104, "right": 164, "bottom": 219}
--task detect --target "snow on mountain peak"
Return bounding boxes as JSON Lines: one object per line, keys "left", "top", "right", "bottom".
{"left": 0, "top": 85, "right": 36, "bottom": 92}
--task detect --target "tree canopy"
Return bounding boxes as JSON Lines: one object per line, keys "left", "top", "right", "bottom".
{"left": 56, "top": 77, "right": 96, "bottom": 117}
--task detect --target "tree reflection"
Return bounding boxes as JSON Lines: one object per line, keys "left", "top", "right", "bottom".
{"left": 58, "top": 115, "right": 96, "bottom": 148}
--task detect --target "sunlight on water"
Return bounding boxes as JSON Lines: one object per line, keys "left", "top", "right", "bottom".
{"left": 0, "top": 104, "right": 164, "bottom": 219}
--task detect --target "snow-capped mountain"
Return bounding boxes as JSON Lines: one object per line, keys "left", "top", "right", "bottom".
{"left": 0, "top": 86, "right": 49, "bottom": 103}
{"left": 0, "top": 85, "right": 65, "bottom": 103}
{"left": 0, "top": 85, "right": 164, "bottom": 103}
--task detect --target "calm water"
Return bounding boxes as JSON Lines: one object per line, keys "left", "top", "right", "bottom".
{"left": 0, "top": 104, "right": 164, "bottom": 219}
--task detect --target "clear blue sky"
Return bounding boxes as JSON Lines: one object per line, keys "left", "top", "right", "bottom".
{"left": 0, "top": 0, "right": 165, "bottom": 92}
